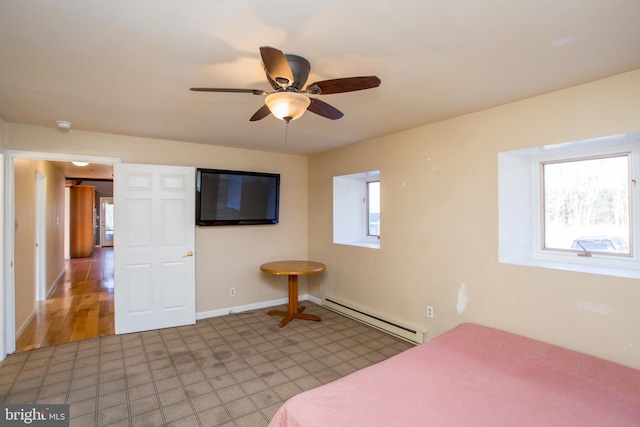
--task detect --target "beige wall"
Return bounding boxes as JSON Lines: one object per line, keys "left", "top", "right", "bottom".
{"left": 0, "top": 117, "right": 6, "bottom": 148}
{"left": 308, "top": 69, "right": 640, "bottom": 369}
{"left": 13, "top": 159, "right": 66, "bottom": 332}
{"left": 5, "top": 126, "right": 309, "bottom": 315}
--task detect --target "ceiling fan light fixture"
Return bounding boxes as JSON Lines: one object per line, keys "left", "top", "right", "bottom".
{"left": 265, "top": 92, "right": 310, "bottom": 122}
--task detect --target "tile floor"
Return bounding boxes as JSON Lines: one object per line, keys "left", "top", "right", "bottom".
{"left": 0, "top": 302, "right": 413, "bottom": 426}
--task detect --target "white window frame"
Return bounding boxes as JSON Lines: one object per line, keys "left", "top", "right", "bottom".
{"left": 499, "top": 132, "right": 640, "bottom": 279}
{"left": 539, "top": 153, "right": 632, "bottom": 257}
{"left": 366, "top": 180, "right": 380, "bottom": 238}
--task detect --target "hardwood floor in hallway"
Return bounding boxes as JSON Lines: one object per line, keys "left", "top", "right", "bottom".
{"left": 16, "top": 247, "right": 114, "bottom": 352}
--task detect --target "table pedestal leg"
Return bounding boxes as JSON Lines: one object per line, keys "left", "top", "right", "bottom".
{"left": 268, "top": 274, "right": 321, "bottom": 327}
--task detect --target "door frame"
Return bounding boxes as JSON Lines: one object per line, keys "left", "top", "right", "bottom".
{"left": 35, "top": 170, "right": 47, "bottom": 301}
{"left": 2, "top": 150, "right": 120, "bottom": 357}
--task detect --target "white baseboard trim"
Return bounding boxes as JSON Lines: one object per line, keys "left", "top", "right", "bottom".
{"left": 196, "top": 294, "right": 323, "bottom": 320}
{"left": 16, "top": 310, "right": 36, "bottom": 340}
{"left": 306, "top": 294, "right": 322, "bottom": 305}
{"left": 47, "top": 268, "right": 66, "bottom": 298}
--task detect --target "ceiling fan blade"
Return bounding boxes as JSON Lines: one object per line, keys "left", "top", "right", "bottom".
{"left": 190, "top": 88, "right": 267, "bottom": 95}
{"left": 306, "top": 76, "right": 381, "bottom": 95}
{"left": 307, "top": 98, "right": 344, "bottom": 120}
{"left": 249, "top": 104, "right": 272, "bottom": 121}
{"left": 260, "top": 46, "right": 294, "bottom": 87}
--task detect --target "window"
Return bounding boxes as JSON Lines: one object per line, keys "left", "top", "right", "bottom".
{"left": 542, "top": 154, "right": 631, "bottom": 256}
{"left": 367, "top": 181, "right": 380, "bottom": 237}
{"left": 334, "top": 170, "right": 380, "bottom": 249}
{"left": 498, "top": 132, "right": 640, "bottom": 279}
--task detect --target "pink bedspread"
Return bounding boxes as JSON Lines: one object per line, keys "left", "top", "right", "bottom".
{"left": 269, "top": 323, "right": 640, "bottom": 426}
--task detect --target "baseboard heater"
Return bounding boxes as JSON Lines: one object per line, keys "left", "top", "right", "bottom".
{"left": 323, "top": 297, "right": 426, "bottom": 344}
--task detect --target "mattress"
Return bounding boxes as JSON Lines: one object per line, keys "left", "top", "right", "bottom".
{"left": 269, "top": 323, "right": 640, "bottom": 426}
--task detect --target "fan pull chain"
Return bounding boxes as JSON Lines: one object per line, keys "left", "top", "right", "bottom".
{"left": 284, "top": 121, "right": 289, "bottom": 147}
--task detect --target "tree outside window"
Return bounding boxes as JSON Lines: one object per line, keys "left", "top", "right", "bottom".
{"left": 542, "top": 154, "right": 631, "bottom": 255}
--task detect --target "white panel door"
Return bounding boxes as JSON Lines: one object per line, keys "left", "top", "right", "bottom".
{"left": 114, "top": 163, "right": 196, "bottom": 334}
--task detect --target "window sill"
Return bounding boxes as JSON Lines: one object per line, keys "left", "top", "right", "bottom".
{"left": 336, "top": 241, "right": 380, "bottom": 249}
{"left": 501, "top": 258, "right": 640, "bottom": 279}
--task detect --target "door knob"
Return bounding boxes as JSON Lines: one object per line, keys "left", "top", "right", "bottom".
{"left": 182, "top": 251, "right": 194, "bottom": 258}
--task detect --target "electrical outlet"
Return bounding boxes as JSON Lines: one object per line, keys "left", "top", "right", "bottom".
{"left": 229, "top": 288, "right": 236, "bottom": 297}
{"left": 426, "top": 306, "right": 434, "bottom": 318}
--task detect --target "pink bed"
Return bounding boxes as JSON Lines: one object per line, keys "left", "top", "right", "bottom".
{"left": 269, "top": 323, "right": 640, "bottom": 426}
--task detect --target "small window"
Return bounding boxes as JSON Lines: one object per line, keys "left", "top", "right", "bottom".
{"left": 499, "top": 131, "right": 640, "bottom": 279}
{"left": 367, "top": 181, "right": 380, "bottom": 237}
{"left": 542, "top": 153, "right": 631, "bottom": 256}
{"left": 334, "top": 170, "right": 380, "bottom": 249}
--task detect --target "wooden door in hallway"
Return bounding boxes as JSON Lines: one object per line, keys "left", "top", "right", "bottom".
{"left": 15, "top": 247, "right": 114, "bottom": 351}
{"left": 70, "top": 185, "right": 96, "bottom": 257}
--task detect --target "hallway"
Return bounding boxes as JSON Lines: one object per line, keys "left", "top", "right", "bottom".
{"left": 16, "top": 247, "right": 114, "bottom": 352}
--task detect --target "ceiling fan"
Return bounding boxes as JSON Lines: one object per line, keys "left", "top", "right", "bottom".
{"left": 190, "top": 46, "right": 381, "bottom": 123}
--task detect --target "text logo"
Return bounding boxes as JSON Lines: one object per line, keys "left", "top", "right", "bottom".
{"left": 1, "top": 405, "right": 69, "bottom": 426}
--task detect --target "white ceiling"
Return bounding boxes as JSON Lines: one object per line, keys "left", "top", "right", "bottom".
{"left": 1, "top": 0, "right": 639, "bottom": 157}
{"left": 54, "top": 161, "right": 114, "bottom": 181}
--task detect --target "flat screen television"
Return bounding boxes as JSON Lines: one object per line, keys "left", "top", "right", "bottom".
{"left": 196, "top": 168, "right": 280, "bottom": 226}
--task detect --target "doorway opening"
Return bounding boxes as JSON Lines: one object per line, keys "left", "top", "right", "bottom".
{"left": 100, "top": 197, "right": 114, "bottom": 247}
{"left": 4, "top": 152, "right": 119, "bottom": 354}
